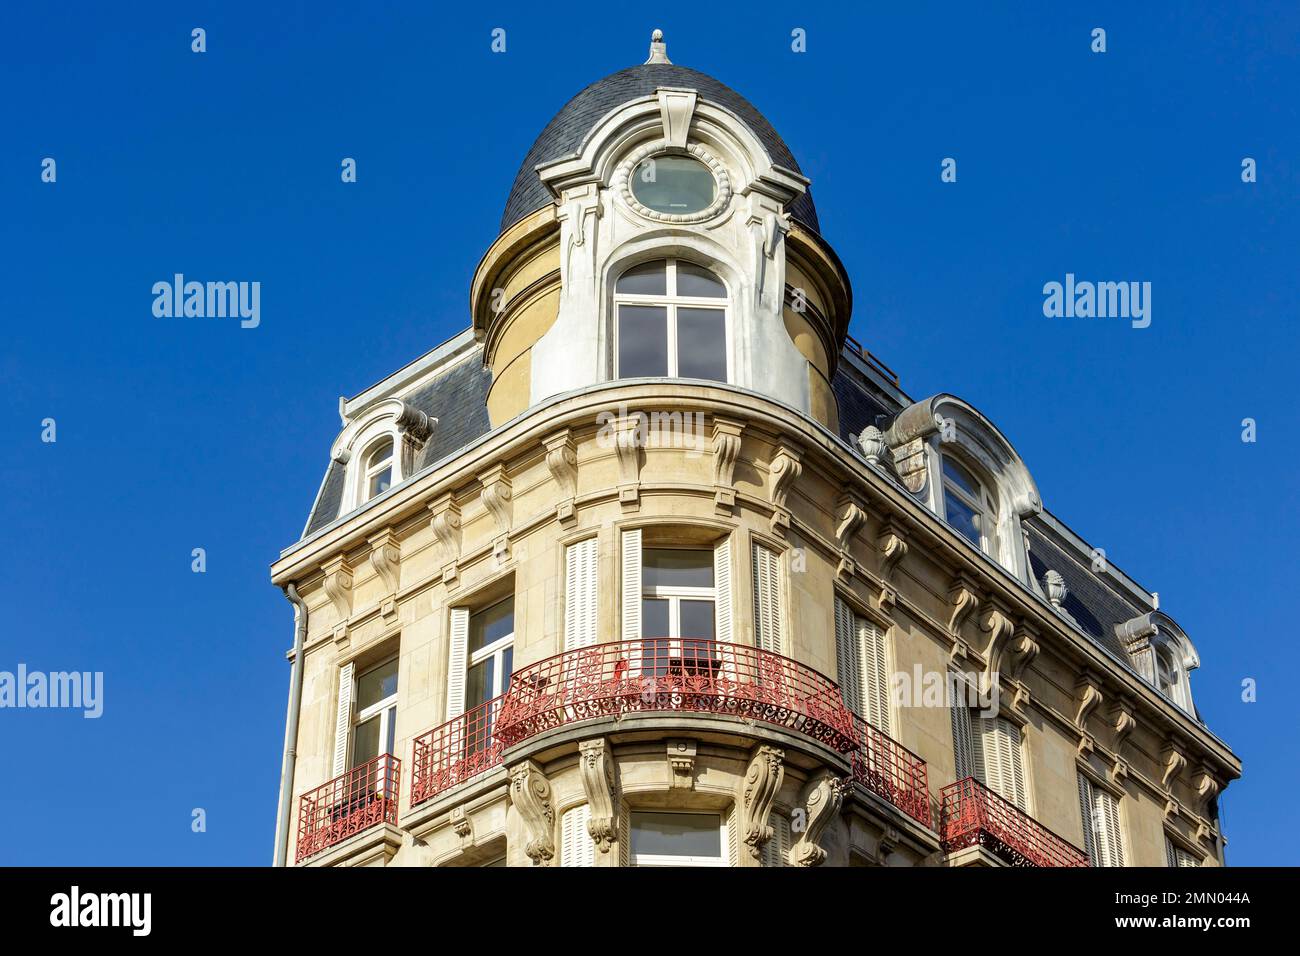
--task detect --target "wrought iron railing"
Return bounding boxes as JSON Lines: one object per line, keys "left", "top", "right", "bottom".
{"left": 939, "top": 776, "right": 1089, "bottom": 867}
{"left": 410, "top": 695, "right": 505, "bottom": 806}
{"left": 493, "top": 639, "right": 859, "bottom": 752}
{"left": 850, "top": 713, "right": 931, "bottom": 826}
{"left": 295, "top": 753, "right": 400, "bottom": 863}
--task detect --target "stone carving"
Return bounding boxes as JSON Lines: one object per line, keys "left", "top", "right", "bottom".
{"left": 614, "top": 415, "right": 644, "bottom": 508}
{"left": 1112, "top": 697, "right": 1137, "bottom": 752}
{"left": 368, "top": 529, "right": 400, "bottom": 595}
{"left": 979, "top": 604, "right": 1014, "bottom": 673}
{"left": 877, "top": 521, "right": 908, "bottom": 582}
{"left": 1194, "top": 765, "right": 1220, "bottom": 804}
{"left": 667, "top": 739, "right": 697, "bottom": 790}
{"left": 428, "top": 493, "right": 462, "bottom": 560}
{"left": 1075, "top": 672, "right": 1104, "bottom": 730}
{"left": 768, "top": 444, "right": 803, "bottom": 535}
{"left": 1161, "top": 740, "right": 1187, "bottom": 792}
{"left": 947, "top": 576, "right": 980, "bottom": 638}
{"left": 857, "top": 425, "right": 887, "bottom": 467}
{"left": 835, "top": 493, "right": 868, "bottom": 579}
{"left": 711, "top": 418, "right": 744, "bottom": 514}
{"left": 478, "top": 464, "right": 512, "bottom": 562}
{"left": 578, "top": 739, "right": 618, "bottom": 853}
{"left": 450, "top": 805, "right": 472, "bottom": 840}
{"left": 791, "top": 773, "right": 847, "bottom": 867}
{"left": 741, "top": 745, "right": 785, "bottom": 860}
{"left": 508, "top": 760, "right": 555, "bottom": 866}
{"left": 543, "top": 430, "right": 578, "bottom": 525}
{"left": 321, "top": 555, "right": 354, "bottom": 631}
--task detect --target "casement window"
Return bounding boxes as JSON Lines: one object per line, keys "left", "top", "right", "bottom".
{"left": 620, "top": 529, "right": 733, "bottom": 675}
{"left": 751, "top": 542, "right": 783, "bottom": 655}
{"left": 1155, "top": 647, "right": 1184, "bottom": 707}
{"left": 627, "top": 810, "right": 729, "bottom": 867}
{"left": 951, "top": 705, "right": 1027, "bottom": 810}
{"left": 614, "top": 258, "right": 728, "bottom": 382}
{"left": 1078, "top": 774, "right": 1126, "bottom": 867}
{"left": 446, "top": 598, "right": 514, "bottom": 720}
{"left": 560, "top": 804, "right": 594, "bottom": 867}
{"left": 1166, "top": 839, "right": 1199, "bottom": 868}
{"left": 331, "top": 657, "right": 398, "bottom": 778}
{"left": 939, "top": 456, "right": 997, "bottom": 554}
{"left": 362, "top": 437, "right": 395, "bottom": 503}
{"left": 834, "top": 596, "right": 890, "bottom": 733}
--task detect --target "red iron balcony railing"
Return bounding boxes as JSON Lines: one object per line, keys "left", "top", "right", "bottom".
{"left": 295, "top": 753, "right": 400, "bottom": 863}
{"left": 410, "top": 695, "right": 505, "bottom": 806}
{"left": 940, "top": 776, "right": 1089, "bottom": 868}
{"left": 850, "top": 713, "right": 931, "bottom": 826}
{"left": 494, "top": 639, "right": 859, "bottom": 753}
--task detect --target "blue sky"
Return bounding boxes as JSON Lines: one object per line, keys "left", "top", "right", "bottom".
{"left": 1, "top": 2, "right": 1295, "bottom": 865}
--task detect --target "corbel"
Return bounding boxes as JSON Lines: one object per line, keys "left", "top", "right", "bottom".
{"left": 978, "top": 602, "right": 1014, "bottom": 676}
{"left": 946, "top": 574, "right": 980, "bottom": 660}
{"left": 450, "top": 805, "right": 473, "bottom": 842}
{"left": 427, "top": 492, "right": 462, "bottom": 588}
{"left": 508, "top": 760, "right": 556, "bottom": 866}
{"left": 741, "top": 745, "right": 785, "bottom": 860}
{"left": 877, "top": 519, "right": 909, "bottom": 583}
{"left": 543, "top": 429, "right": 578, "bottom": 526}
{"left": 1161, "top": 738, "right": 1188, "bottom": 792}
{"left": 1111, "top": 696, "right": 1137, "bottom": 753}
{"left": 1194, "top": 765, "right": 1221, "bottom": 806}
{"left": 667, "top": 739, "right": 697, "bottom": 790}
{"left": 367, "top": 528, "right": 401, "bottom": 623}
{"left": 578, "top": 739, "right": 618, "bottom": 854}
{"left": 791, "top": 772, "right": 847, "bottom": 867}
{"left": 614, "top": 414, "right": 644, "bottom": 509}
{"left": 876, "top": 825, "right": 903, "bottom": 864}
{"left": 478, "top": 464, "right": 513, "bottom": 563}
{"left": 767, "top": 443, "right": 803, "bottom": 536}
{"left": 1074, "top": 671, "right": 1104, "bottom": 756}
{"left": 834, "top": 492, "right": 868, "bottom": 580}
{"left": 711, "top": 417, "right": 745, "bottom": 514}
{"left": 321, "top": 555, "right": 354, "bottom": 642}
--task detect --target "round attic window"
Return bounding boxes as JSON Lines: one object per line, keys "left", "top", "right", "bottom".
{"left": 630, "top": 155, "right": 716, "bottom": 214}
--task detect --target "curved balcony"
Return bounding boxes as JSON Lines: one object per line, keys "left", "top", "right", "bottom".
{"left": 494, "top": 639, "right": 858, "bottom": 751}
{"left": 940, "top": 777, "right": 1089, "bottom": 867}
{"left": 296, "top": 753, "right": 400, "bottom": 863}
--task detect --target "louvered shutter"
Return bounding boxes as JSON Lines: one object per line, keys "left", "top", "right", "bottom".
{"left": 619, "top": 803, "right": 631, "bottom": 867}
{"left": 1078, "top": 775, "right": 1099, "bottom": 865}
{"left": 761, "top": 811, "right": 790, "bottom": 867}
{"left": 950, "top": 703, "right": 976, "bottom": 781}
{"left": 726, "top": 804, "right": 739, "bottom": 866}
{"left": 979, "top": 717, "right": 1026, "bottom": 809}
{"left": 834, "top": 597, "right": 864, "bottom": 714}
{"left": 621, "top": 529, "right": 642, "bottom": 681}
{"left": 1165, "top": 838, "right": 1177, "bottom": 869}
{"left": 1097, "top": 788, "right": 1125, "bottom": 867}
{"left": 751, "top": 543, "right": 782, "bottom": 654}
{"left": 862, "top": 619, "right": 890, "bottom": 735}
{"left": 714, "top": 536, "right": 736, "bottom": 682}
{"left": 561, "top": 805, "right": 593, "bottom": 867}
{"left": 331, "top": 661, "right": 355, "bottom": 777}
{"left": 1168, "top": 843, "right": 1197, "bottom": 868}
{"left": 446, "top": 608, "right": 469, "bottom": 720}
{"left": 565, "top": 537, "right": 598, "bottom": 650}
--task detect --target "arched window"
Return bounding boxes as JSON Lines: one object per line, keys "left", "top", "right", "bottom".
{"left": 614, "top": 258, "right": 728, "bottom": 382}
{"left": 362, "top": 438, "right": 394, "bottom": 502}
{"left": 940, "top": 455, "right": 998, "bottom": 554}
{"left": 1156, "top": 646, "right": 1181, "bottom": 704}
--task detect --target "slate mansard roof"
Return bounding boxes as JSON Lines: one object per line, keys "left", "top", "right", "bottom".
{"left": 500, "top": 63, "right": 820, "bottom": 235}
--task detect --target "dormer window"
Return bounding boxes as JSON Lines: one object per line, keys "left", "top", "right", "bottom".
{"left": 363, "top": 438, "right": 394, "bottom": 502}
{"left": 940, "top": 456, "right": 997, "bottom": 554}
{"left": 1156, "top": 647, "right": 1182, "bottom": 706}
{"left": 614, "top": 259, "right": 728, "bottom": 382}
{"left": 630, "top": 155, "right": 716, "bottom": 214}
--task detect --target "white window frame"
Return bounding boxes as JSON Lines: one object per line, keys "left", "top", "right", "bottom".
{"left": 939, "top": 454, "right": 998, "bottom": 554}
{"left": 1079, "top": 773, "right": 1126, "bottom": 867}
{"left": 628, "top": 809, "right": 729, "bottom": 868}
{"left": 467, "top": 598, "right": 515, "bottom": 705}
{"left": 350, "top": 656, "right": 399, "bottom": 768}
{"left": 640, "top": 548, "right": 717, "bottom": 664}
{"left": 613, "top": 258, "right": 731, "bottom": 382}
{"left": 361, "top": 437, "right": 395, "bottom": 504}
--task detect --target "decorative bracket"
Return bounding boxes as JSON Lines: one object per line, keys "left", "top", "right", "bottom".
{"left": 427, "top": 492, "right": 462, "bottom": 587}
{"left": 667, "top": 739, "right": 697, "bottom": 790}
{"left": 1112, "top": 696, "right": 1137, "bottom": 753}
{"left": 578, "top": 739, "right": 618, "bottom": 853}
{"left": 508, "top": 760, "right": 555, "bottom": 866}
{"left": 614, "top": 414, "right": 644, "bottom": 509}
{"left": 835, "top": 492, "right": 868, "bottom": 579}
{"left": 321, "top": 555, "right": 354, "bottom": 641}
{"left": 741, "top": 745, "right": 785, "bottom": 860}
{"left": 947, "top": 575, "right": 980, "bottom": 639}
{"left": 877, "top": 520, "right": 908, "bottom": 582}
{"left": 478, "top": 464, "right": 513, "bottom": 562}
{"left": 711, "top": 418, "right": 745, "bottom": 514}
{"left": 791, "top": 773, "right": 847, "bottom": 867}
{"left": 768, "top": 443, "right": 803, "bottom": 536}
{"left": 367, "top": 528, "right": 401, "bottom": 622}
{"left": 450, "top": 805, "right": 473, "bottom": 842}
{"left": 1161, "top": 738, "right": 1188, "bottom": 792}
{"left": 543, "top": 429, "right": 579, "bottom": 526}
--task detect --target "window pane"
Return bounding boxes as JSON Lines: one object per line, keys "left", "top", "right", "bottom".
{"left": 676, "top": 262, "right": 726, "bottom": 298}
{"left": 350, "top": 714, "right": 380, "bottom": 769}
{"left": 679, "top": 599, "right": 716, "bottom": 640}
{"left": 356, "top": 658, "right": 398, "bottom": 710}
{"left": 368, "top": 465, "right": 392, "bottom": 499}
{"left": 643, "top": 548, "right": 713, "bottom": 589}
{"left": 367, "top": 439, "right": 393, "bottom": 469}
{"left": 616, "top": 260, "right": 667, "bottom": 295}
{"left": 642, "top": 598, "right": 670, "bottom": 638}
{"left": 466, "top": 657, "right": 494, "bottom": 709}
{"left": 630, "top": 156, "right": 716, "bottom": 214}
{"left": 470, "top": 598, "right": 514, "bottom": 654}
{"left": 618, "top": 305, "right": 668, "bottom": 377}
{"left": 676, "top": 308, "right": 726, "bottom": 381}
{"left": 942, "top": 457, "right": 980, "bottom": 498}
{"left": 944, "top": 490, "right": 982, "bottom": 548}
{"left": 630, "top": 811, "right": 721, "bottom": 857}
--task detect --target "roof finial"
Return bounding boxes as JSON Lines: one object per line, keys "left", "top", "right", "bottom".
{"left": 645, "top": 29, "right": 671, "bottom": 65}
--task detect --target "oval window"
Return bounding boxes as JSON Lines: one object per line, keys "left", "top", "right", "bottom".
{"left": 630, "top": 155, "right": 716, "bottom": 214}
